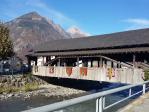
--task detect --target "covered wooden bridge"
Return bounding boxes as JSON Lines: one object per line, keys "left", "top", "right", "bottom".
{"left": 27, "top": 28, "right": 149, "bottom": 84}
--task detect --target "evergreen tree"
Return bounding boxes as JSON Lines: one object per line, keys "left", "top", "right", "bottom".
{"left": 0, "top": 23, "right": 14, "bottom": 60}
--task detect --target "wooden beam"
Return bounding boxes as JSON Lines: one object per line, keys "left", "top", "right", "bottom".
{"left": 100, "top": 57, "right": 102, "bottom": 67}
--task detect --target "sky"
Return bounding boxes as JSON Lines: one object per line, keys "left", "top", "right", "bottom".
{"left": 0, "top": 0, "right": 149, "bottom": 35}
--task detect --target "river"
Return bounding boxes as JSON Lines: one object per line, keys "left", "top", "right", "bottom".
{"left": 0, "top": 83, "right": 142, "bottom": 112}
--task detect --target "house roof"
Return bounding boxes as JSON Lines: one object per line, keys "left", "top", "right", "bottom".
{"left": 34, "top": 28, "right": 149, "bottom": 54}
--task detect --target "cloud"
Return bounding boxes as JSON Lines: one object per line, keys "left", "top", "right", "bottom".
{"left": 123, "top": 18, "right": 149, "bottom": 30}
{"left": 125, "top": 18, "right": 149, "bottom": 25}
{"left": 67, "top": 25, "right": 91, "bottom": 36}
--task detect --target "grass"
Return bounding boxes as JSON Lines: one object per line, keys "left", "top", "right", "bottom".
{"left": 0, "top": 73, "right": 41, "bottom": 94}
{"left": 22, "top": 82, "right": 39, "bottom": 92}
{"left": 23, "top": 72, "right": 33, "bottom": 78}
{"left": 0, "top": 82, "right": 39, "bottom": 94}
{"left": 144, "top": 70, "right": 149, "bottom": 81}
{"left": 0, "top": 87, "right": 19, "bottom": 94}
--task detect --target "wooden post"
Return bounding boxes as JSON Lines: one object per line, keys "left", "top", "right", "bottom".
{"left": 45, "top": 56, "right": 48, "bottom": 63}
{"left": 82, "top": 61, "right": 84, "bottom": 67}
{"left": 102, "top": 60, "right": 105, "bottom": 68}
{"left": 105, "top": 60, "right": 107, "bottom": 68}
{"left": 58, "top": 58, "right": 61, "bottom": 66}
{"left": 42, "top": 56, "right": 44, "bottom": 65}
{"left": 91, "top": 60, "right": 93, "bottom": 67}
{"left": 27, "top": 56, "right": 31, "bottom": 72}
{"left": 133, "top": 54, "right": 136, "bottom": 68}
{"left": 88, "top": 61, "right": 91, "bottom": 67}
{"left": 100, "top": 57, "right": 102, "bottom": 68}
{"left": 35, "top": 57, "right": 37, "bottom": 66}
{"left": 118, "top": 61, "right": 121, "bottom": 68}
{"left": 64, "top": 62, "right": 66, "bottom": 67}
{"left": 77, "top": 57, "right": 79, "bottom": 67}
{"left": 98, "top": 60, "right": 99, "bottom": 67}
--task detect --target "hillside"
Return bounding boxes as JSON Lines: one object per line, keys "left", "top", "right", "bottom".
{"left": 5, "top": 12, "right": 71, "bottom": 60}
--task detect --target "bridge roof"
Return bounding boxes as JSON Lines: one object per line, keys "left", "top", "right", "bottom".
{"left": 33, "top": 28, "right": 149, "bottom": 56}
{"left": 32, "top": 47, "right": 149, "bottom": 56}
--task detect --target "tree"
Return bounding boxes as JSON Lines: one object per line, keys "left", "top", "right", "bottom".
{"left": 0, "top": 23, "right": 14, "bottom": 60}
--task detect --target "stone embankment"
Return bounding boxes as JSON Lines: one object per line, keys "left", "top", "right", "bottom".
{"left": 0, "top": 75, "right": 85, "bottom": 100}
{"left": 0, "top": 74, "right": 45, "bottom": 88}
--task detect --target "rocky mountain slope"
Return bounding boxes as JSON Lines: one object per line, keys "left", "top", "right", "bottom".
{"left": 5, "top": 12, "right": 88, "bottom": 60}
{"left": 5, "top": 12, "right": 71, "bottom": 59}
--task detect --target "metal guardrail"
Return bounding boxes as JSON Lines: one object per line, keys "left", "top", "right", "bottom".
{"left": 23, "top": 81, "right": 149, "bottom": 112}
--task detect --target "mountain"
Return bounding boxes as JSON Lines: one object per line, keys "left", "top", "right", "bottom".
{"left": 5, "top": 12, "right": 71, "bottom": 60}
{"left": 67, "top": 27, "right": 89, "bottom": 38}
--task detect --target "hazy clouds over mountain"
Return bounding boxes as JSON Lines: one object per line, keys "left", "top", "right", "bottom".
{"left": 67, "top": 27, "right": 89, "bottom": 38}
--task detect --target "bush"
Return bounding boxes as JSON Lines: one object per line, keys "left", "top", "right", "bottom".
{"left": 0, "top": 87, "right": 19, "bottom": 94}
{"left": 23, "top": 72, "right": 32, "bottom": 78}
{"left": 23, "top": 82, "right": 38, "bottom": 92}
{"left": 144, "top": 70, "right": 149, "bottom": 81}
{"left": 0, "top": 82, "right": 39, "bottom": 94}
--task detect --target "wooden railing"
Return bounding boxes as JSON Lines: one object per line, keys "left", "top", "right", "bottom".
{"left": 32, "top": 66, "right": 144, "bottom": 84}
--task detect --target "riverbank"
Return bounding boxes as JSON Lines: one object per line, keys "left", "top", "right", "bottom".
{"left": 0, "top": 74, "right": 86, "bottom": 101}
{"left": 0, "top": 84, "right": 86, "bottom": 100}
